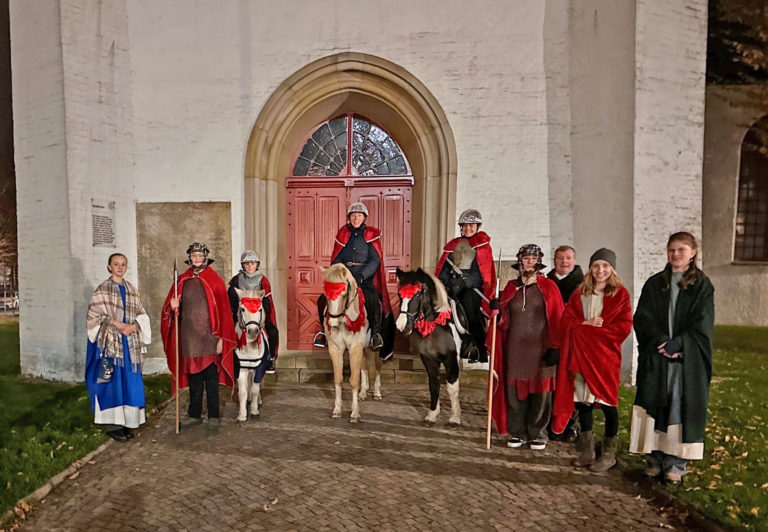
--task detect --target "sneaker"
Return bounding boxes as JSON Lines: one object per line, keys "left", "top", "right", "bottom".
{"left": 563, "top": 428, "right": 579, "bottom": 443}
{"left": 181, "top": 417, "right": 204, "bottom": 429}
{"left": 644, "top": 465, "right": 662, "bottom": 478}
{"left": 313, "top": 332, "right": 327, "bottom": 348}
{"left": 206, "top": 417, "right": 221, "bottom": 433}
{"left": 122, "top": 427, "right": 135, "bottom": 439}
{"left": 107, "top": 429, "right": 128, "bottom": 442}
{"left": 529, "top": 440, "right": 547, "bottom": 451}
{"left": 371, "top": 333, "right": 384, "bottom": 350}
{"left": 507, "top": 438, "right": 525, "bottom": 448}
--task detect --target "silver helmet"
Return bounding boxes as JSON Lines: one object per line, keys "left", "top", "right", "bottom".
{"left": 347, "top": 202, "right": 369, "bottom": 217}
{"left": 185, "top": 242, "right": 211, "bottom": 266}
{"left": 240, "top": 250, "right": 261, "bottom": 265}
{"left": 458, "top": 208, "right": 483, "bottom": 225}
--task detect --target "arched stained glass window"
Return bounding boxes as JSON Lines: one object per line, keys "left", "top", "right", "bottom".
{"left": 734, "top": 115, "right": 768, "bottom": 262}
{"left": 292, "top": 114, "right": 410, "bottom": 177}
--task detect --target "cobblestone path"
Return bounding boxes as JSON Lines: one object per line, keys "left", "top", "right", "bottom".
{"left": 19, "top": 383, "right": 685, "bottom": 531}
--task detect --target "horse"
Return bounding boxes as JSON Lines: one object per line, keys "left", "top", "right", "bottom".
{"left": 234, "top": 288, "right": 271, "bottom": 423}
{"left": 321, "top": 263, "right": 384, "bottom": 422}
{"left": 395, "top": 268, "right": 462, "bottom": 425}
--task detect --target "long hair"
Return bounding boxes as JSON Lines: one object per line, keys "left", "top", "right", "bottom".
{"left": 580, "top": 266, "right": 623, "bottom": 297}
{"left": 668, "top": 231, "right": 702, "bottom": 289}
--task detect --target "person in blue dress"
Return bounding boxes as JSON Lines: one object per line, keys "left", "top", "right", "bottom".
{"left": 85, "top": 253, "right": 151, "bottom": 442}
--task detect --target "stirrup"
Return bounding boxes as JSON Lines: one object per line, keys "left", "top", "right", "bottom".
{"left": 370, "top": 332, "right": 384, "bottom": 350}
{"left": 313, "top": 332, "right": 327, "bottom": 348}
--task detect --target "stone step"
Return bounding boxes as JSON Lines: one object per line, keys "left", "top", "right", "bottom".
{"left": 257, "top": 366, "right": 489, "bottom": 387}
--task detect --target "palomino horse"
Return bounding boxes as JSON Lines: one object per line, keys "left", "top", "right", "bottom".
{"left": 234, "top": 288, "right": 270, "bottom": 423}
{"left": 322, "top": 264, "right": 383, "bottom": 422}
{"left": 395, "top": 268, "right": 462, "bottom": 425}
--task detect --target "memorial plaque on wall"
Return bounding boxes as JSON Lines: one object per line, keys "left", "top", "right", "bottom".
{"left": 91, "top": 199, "right": 116, "bottom": 247}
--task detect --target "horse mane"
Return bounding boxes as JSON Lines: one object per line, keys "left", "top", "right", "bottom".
{"left": 397, "top": 268, "right": 450, "bottom": 314}
{"left": 323, "top": 263, "right": 355, "bottom": 286}
{"left": 235, "top": 288, "right": 266, "bottom": 299}
{"left": 424, "top": 272, "right": 450, "bottom": 314}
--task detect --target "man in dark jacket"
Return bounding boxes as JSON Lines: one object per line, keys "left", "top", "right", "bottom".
{"left": 546, "top": 245, "right": 584, "bottom": 442}
{"left": 546, "top": 245, "right": 584, "bottom": 303}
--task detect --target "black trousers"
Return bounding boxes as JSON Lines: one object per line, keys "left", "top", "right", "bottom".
{"left": 188, "top": 362, "right": 220, "bottom": 419}
{"left": 457, "top": 288, "right": 486, "bottom": 356}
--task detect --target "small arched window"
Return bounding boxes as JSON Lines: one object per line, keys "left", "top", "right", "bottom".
{"left": 734, "top": 115, "right": 768, "bottom": 262}
{"left": 291, "top": 114, "right": 410, "bottom": 177}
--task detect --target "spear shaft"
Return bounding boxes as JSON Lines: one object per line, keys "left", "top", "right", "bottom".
{"left": 486, "top": 249, "right": 502, "bottom": 450}
{"left": 174, "top": 259, "right": 180, "bottom": 434}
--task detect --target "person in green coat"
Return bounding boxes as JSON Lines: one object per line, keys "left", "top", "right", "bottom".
{"left": 629, "top": 232, "right": 715, "bottom": 483}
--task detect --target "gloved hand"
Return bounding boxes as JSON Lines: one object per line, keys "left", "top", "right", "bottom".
{"left": 663, "top": 338, "right": 682, "bottom": 355}
{"left": 489, "top": 298, "right": 501, "bottom": 311}
{"left": 355, "top": 274, "right": 365, "bottom": 286}
{"left": 449, "top": 277, "right": 466, "bottom": 297}
{"left": 543, "top": 348, "right": 559, "bottom": 367}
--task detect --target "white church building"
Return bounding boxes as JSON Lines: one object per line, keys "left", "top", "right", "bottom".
{"left": 11, "top": 0, "right": 711, "bottom": 382}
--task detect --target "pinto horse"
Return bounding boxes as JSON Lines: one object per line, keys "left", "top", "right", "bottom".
{"left": 321, "top": 264, "right": 385, "bottom": 422}
{"left": 395, "top": 268, "right": 462, "bottom": 425}
{"left": 234, "top": 288, "right": 270, "bottom": 423}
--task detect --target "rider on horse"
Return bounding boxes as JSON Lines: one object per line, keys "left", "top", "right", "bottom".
{"left": 228, "top": 250, "right": 279, "bottom": 374}
{"left": 435, "top": 208, "right": 496, "bottom": 363}
{"left": 314, "top": 202, "right": 391, "bottom": 357}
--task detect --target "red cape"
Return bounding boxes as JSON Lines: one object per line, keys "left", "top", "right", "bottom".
{"left": 435, "top": 232, "right": 496, "bottom": 311}
{"left": 331, "top": 225, "right": 391, "bottom": 314}
{"left": 487, "top": 275, "right": 564, "bottom": 436}
{"left": 551, "top": 286, "right": 633, "bottom": 433}
{"left": 161, "top": 266, "right": 236, "bottom": 393}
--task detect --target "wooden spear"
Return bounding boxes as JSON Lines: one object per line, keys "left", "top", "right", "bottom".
{"left": 174, "top": 258, "right": 180, "bottom": 434}
{"left": 486, "top": 249, "right": 502, "bottom": 450}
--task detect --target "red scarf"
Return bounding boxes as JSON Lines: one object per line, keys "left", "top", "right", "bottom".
{"left": 414, "top": 310, "right": 451, "bottom": 337}
{"left": 324, "top": 281, "right": 347, "bottom": 301}
{"left": 239, "top": 297, "right": 262, "bottom": 313}
{"left": 398, "top": 283, "right": 422, "bottom": 300}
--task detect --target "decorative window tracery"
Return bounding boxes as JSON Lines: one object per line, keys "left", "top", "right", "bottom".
{"left": 734, "top": 115, "right": 768, "bottom": 262}
{"left": 292, "top": 114, "right": 410, "bottom": 177}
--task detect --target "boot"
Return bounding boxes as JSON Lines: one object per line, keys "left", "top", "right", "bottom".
{"left": 571, "top": 430, "right": 595, "bottom": 467}
{"left": 589, "top": 436, "right": 617, "bottom": 472}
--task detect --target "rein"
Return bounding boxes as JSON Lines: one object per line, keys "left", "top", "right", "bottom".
{"left": 324, "top": 279, "right": 366, "bottom": 333}
{"left": 399, "top": 284, "right": 451, "bottom": 337}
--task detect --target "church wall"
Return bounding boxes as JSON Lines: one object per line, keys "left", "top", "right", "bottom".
{"left": 568, "top": 1, "right": 637, "bottom": 380}
{"left": 703, "top": 85, "right": 768, "bottom": 326}
{"left": 10, "top": 1, "right": 76, "bottom": 380}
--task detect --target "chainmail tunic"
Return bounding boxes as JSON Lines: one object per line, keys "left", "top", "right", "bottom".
{"left": 179, "top": 276, "right": 220, "bottom": 359}
{"left": 504, "top": 283, "right": 555, "bottom": 381}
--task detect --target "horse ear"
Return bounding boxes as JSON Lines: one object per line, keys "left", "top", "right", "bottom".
{"left": 234, "top": 287, "right": 244, "bottom": 299}
{"left": 416, "top": 267, "right": 425, "bottom": 275}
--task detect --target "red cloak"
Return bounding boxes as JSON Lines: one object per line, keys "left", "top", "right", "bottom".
{"left": 435, "top": 231, "right": 496, "bottom": 312}
{"left": 331, "top": 225, "right": 391, "bottom": 314}
{"left": 551, "top": 286, "right": 633, "bottom": 433}
{"left": 487, "top": 275, "right": 564, "bottom": 436}
{"left": 161, "top": 266, "right": 236, "bottom": 394}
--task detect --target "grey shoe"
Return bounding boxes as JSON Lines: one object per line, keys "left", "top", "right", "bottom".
{"left": 571, "top": 430, "right": 595, "bottom": 467}
{"left": 206, "top": 417, "right": 221, "bottom": 433}
{"left": 181, "top": 417, "right": 204, "bottom": 430}
{"left": 589, "top": 436, "right": 617, "bottom": 472}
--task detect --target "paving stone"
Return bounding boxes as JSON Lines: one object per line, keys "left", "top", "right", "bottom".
{"left": 18, "top": 383, "right": 688, "bottom": 531}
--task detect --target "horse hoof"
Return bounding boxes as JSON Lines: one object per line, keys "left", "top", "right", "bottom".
{"left": 350, "top": 416, "right": 360, "bottom": 423}
{"left": 332, "top": 412, "right": 342, "bottom": 419}
{"left": 359, "top": 393, "right": 367, "bottom": 401}
{"left": 373, "top": 394, "right": 383, "bottom": 401}
{"left": 237, "top": 419, "right": 247, "bottom": 426}
{"left": 448, "top": 417, "right": 461, "bottom": 426}
{"left": 250, "top": 412, "right": 260, "bottom": 418}
{"left": 423, "top": 418, "right": 436, "bottom": 426}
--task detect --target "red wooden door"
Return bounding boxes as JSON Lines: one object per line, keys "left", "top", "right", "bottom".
{"left": 286, "top": 113, "right": 414, "bottom": 350}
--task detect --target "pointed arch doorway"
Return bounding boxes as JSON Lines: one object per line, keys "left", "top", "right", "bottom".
{"left": 286, "top": 114, "right": 413, "bottom": 349}
{"left": 244, "top": 53, "right": 457, "bottom": 353}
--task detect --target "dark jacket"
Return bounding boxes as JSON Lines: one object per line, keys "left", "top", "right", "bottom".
{"left": 547, "top": 265, "right": 584, "bottom": 303}
{"left": 633, "top": 266, "right": 715, "bottom": 443}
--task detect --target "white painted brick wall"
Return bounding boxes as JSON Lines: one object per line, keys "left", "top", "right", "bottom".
{"left": 10, "top": 0, "right": 708, "bottom": 381}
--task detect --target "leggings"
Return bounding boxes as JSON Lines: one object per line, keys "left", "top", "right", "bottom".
{"left": 576, "top": 402, "right": 618, "bottom": 438}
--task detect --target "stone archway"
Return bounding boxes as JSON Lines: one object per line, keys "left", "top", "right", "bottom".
{"left": 244, "top": 52, "right": 457, "bottom": 340}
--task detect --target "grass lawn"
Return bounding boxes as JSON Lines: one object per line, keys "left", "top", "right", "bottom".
{"left": 0, "top": 316, "right": 171, "bottom": 520}
{"left": 614, "top": 325, "right": 768, "bottom": 530}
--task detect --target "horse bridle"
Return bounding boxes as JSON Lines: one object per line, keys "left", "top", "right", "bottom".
{"left": 238, "top": 303, "right": 264, "bottom": 335}
{"left": 326, "top": 280, "right": 359, "bottom": 319}
{"left": 400, "top": 286, "right": 436, "bottom": 325}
